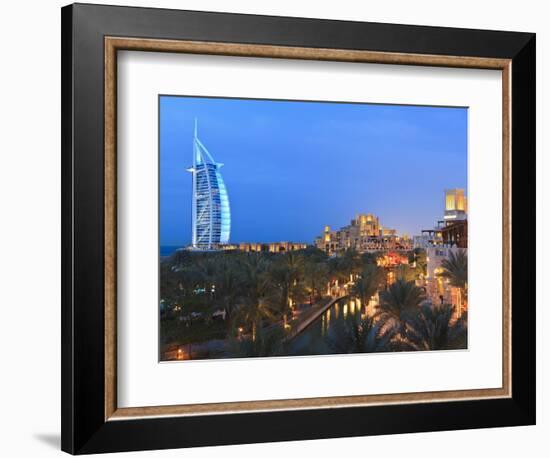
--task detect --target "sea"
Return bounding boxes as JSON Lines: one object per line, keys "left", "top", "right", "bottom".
{"left": 160, "top": 245, "right": 182, "bottom": 257}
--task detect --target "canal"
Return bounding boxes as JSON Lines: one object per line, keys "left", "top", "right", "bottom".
{"left": 287, "top": 297, "right": 374, "bottom": 356}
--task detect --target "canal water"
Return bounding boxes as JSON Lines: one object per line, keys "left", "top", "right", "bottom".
{"left": 287, "top": 297, "right": 373, "bottom": 356}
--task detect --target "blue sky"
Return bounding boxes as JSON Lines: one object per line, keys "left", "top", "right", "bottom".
{"left": 160, "top": 95, "right": 467, "bottom": 246}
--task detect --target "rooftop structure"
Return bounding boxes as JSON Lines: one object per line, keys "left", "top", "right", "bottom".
{"left": 444, "top": 188, "right": 467, "bottom": 221}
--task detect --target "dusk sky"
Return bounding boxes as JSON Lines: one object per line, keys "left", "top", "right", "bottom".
{"left": 160, "top": 95, "right": 467, "bottom": 247}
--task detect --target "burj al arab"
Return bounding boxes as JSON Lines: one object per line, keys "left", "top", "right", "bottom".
{"left": 186, "top": 120, "right": 231, "bottom": 250}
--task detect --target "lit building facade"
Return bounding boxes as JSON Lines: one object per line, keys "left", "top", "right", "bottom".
{"left": 315, "top": 213, "right": 412, "bottom": 255}
{"left": 238, "top": 242, "right": 307, "bottom": 253}
{"left": 425, "top": 246, "right": 467, "bottom": 317}
{"left": 440, "top": 220, "right": 467, "bottom": 248}
{"left": 413, "top": 234, "right": 431, "bottom": 249}
{"left": 444, "top": 188, "right": 467, "bottom": 221}
{"left": 220, "top": 242, "right": 308, "bottom": 252}
{"left": 421, "top": 188, "right": 468, "bottom": 248}
{"left": 416, "top": 188, "right": 468, "bottom": 317}
{"left": 187, "top": 120, "right": 230, "bottom": 250}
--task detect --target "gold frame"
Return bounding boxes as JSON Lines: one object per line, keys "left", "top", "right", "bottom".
{"left": 104, "top": 37, "right": 512, "bottom": 421}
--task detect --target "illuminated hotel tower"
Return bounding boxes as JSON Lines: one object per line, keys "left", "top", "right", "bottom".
{"left": 187, "top": 120, "right": 230, "bottom": 249}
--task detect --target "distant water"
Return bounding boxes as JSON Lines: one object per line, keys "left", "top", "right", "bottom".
{"left": 160, "top": 245, "right": 182, "bottom": 257}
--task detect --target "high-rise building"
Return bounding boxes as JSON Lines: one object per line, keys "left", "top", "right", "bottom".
{"left": 186, "top": 120, "right": 230, "bottom": 250}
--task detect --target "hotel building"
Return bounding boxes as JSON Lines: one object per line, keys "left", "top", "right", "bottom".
{"left": 315, "top": 213, "right": 412, "bottom": 255}
{"left": 421, "top": 188, "right": 468, "bottom": 249}
{"left": 186, "top": 120, "right": 231, "bottom": 250}
{"left": 425, "top": 245, "right": 466, "bottom": 317}
{"left": 420, "top": 188, "right": 468, "bottom": 317}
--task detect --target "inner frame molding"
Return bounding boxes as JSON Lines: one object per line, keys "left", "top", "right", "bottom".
{"left": 104, "top": 36, "right": 512, "bottom": 421}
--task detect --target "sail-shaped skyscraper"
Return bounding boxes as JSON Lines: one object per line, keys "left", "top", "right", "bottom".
{"left": 186, "top": 120, "right": 230, "bottom": 250}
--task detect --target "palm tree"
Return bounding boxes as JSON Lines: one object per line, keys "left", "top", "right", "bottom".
{"left": 207, "top": 256, "right": 242, "bottom": 324}
{"left": 161, "top": 255, "right": 206, "bottom": 305}
{"left": 327, "top": 256, "right": 348, "bottom": 286}
{"left": 237, "top": 254, "right": 278, "bottom": 340}
{"left": 341, "top": 248, "right": 362, "bottom": 278}
{"left": 351, "top": 264, "right": 384, "bottom": 307}
{"left": 403, "top": 303, "right": 467, "bottom": 351}
{"left": 327, "top": 249, "right": 361, "bottom": 294}
{"left": 159, "top": 263, "right": 183, "bottom": 305}
{"left": 270, "top": 251, "right": 304, "bottom": 313}
{"left": 230, "top": 327, "right": 284, "bottom": 358}
{"left": 327, "top": 314, "right": 397, "bottom": 353}
{"left": 439, "top": 249, "right": 468, "bottom": 309}
{"left": 239, "top": 295, "right": 278, "bottom": 340}
{"left": 379, "top": 279, "right": 426, "bottom": 330}
{"left": 360, "top": 251, "right": 378, "bottom": 267}
{"left": 439, "top": 249, "right": 467, "bottom": 289}
{"left": 410, "top": 248, "right": 427, "bottom": 278}
{"left": 303, "top": 260, "right": 329, "bottom": 305}
{"left": 394, "top": 264, "right": 417, "bottom": 282}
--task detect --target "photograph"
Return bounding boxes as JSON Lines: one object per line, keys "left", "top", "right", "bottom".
{"left": 52, "top": 2, "right": 537, "bottom": 455}
{"left": 159, "top": 95, "right": 469, "bottom": 361}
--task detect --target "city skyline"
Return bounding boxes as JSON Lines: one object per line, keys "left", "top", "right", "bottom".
{"left": 160, "top": 95, "right": 467, "bottom": 246}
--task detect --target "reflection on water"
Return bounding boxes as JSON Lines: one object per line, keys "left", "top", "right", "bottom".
{"left": 288, "top": 297, "right": 376, "bottom": 356}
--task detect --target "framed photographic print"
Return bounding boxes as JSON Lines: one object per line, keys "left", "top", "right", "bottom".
{"left": 61, "top": 3, "right": 536, "bottom": 454}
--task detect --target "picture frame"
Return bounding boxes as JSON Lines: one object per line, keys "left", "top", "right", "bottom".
{"left": 61, "top": 3, "right": 536, "bottom": 454}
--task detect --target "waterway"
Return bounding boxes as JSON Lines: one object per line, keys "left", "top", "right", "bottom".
{"left": 287, "top": 297, "right": 373, "bottom": 356}
{"left": 163, "top": 296, "right": 379, "bottom": 361}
